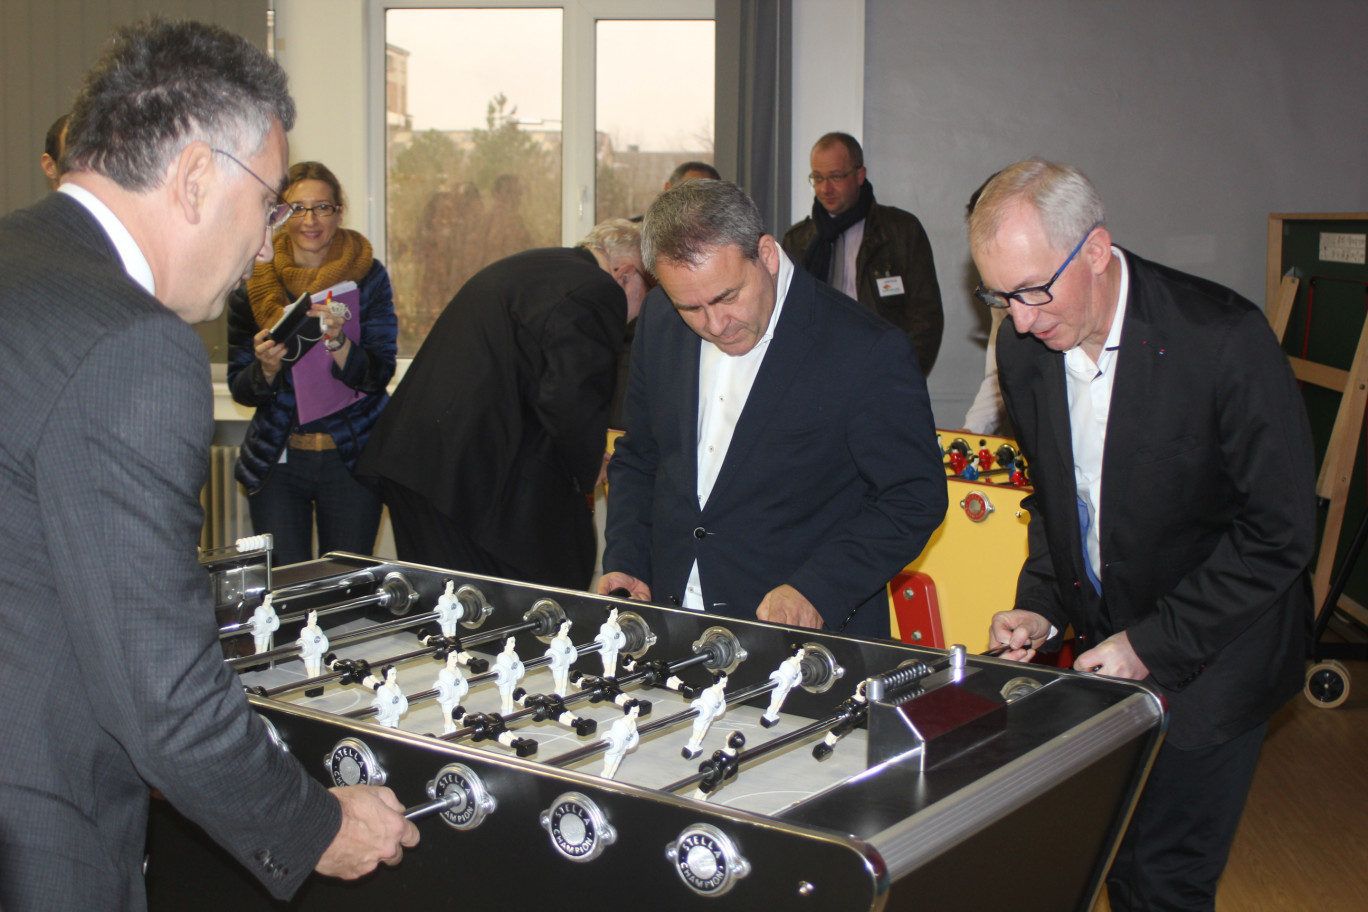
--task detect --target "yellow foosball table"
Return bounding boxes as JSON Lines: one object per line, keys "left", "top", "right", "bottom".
{"left": 887, "top": 432, "right": 1032, "bottom": 652}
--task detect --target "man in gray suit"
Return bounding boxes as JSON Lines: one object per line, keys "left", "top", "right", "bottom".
{"left": 0, "top": 20, "right": 416, "bottom": 911}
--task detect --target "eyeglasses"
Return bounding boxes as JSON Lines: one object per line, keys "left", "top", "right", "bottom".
{"left": 808, "top": 167, "right": 859, "bottom": 187}
{"left": 288, "top": 202, "right": 341, "bottom": 219}
{"left": 211, "top": 148, "right": 292, "bottom": 229}
{"left": 974, "top": 223, "right": 1100, "bottom": 309}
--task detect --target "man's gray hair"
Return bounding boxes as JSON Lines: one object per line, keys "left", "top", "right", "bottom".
{"left": 64, "top": 18, "right": 296, "bottom": 192}
{"left": 641, "top": 179, "right": 765, "bottom": 272}
{"left": 968, "top": 159, "right": 1106, "bottom": 254}
{"left": 578, "top": 217, "right": 642, "bottom": 263}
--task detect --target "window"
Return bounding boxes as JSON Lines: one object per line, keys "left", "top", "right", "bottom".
{"left": 595, "top": 20, "right": 715, "bottom": 222}
{"left": 374, "top": 1, "right": 714, "bottom": 355}
{"left": 384, "top": 8, "right": 564, "bottom": 353}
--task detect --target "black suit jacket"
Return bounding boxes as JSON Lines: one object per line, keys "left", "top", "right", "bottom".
{"left": 604, "top": 262, "right": 945, "bottom": 638}
{"left": 356, "top": 246, "right": 625, "bottom": 589}
{"left": 0, "top": 194, "right": 338, "bottom": 910}
{"left": 998, "top": 248, "right": 1315, "bottom": 749}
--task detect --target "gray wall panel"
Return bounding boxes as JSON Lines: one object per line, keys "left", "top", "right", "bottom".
{"left": 862, "top": 0, "right": 1368, "bottom": 426}
{"left": 1, "top": 1, "right": 268, "bottom": 213}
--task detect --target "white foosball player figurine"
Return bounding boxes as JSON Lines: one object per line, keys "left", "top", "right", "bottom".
{"left": 600, "top": 700, "right": 642, "bottom": 780}
{"left": 761, "top": 648, "right": 807, "bottom": 728}
{"left": 595, "top": 608, "right": 627, "bottom": 678}
{"left": 434, "top": 652, "right": 470, "bottom": 734}
{"left": 544, "top": 619, "right": 576, "bottom": 696}
{"left": 682, "top": 674, "right": 728, "bottom": 760}
{"left": 296, "top": 610, "right": 329, "bottom": 678}
{"left": 435, "top": 580, "right": 464, "bottom": 637}
{"left": 492, "top": 636, "right": 526, "bottom": 715}
{"left": 365, "top": 664, "right": 409, "bottom": 728}
{"left": 249, "top": 594, "right": 280, "bottom": 654}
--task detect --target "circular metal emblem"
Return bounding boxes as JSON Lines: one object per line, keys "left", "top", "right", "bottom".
{"left": 324, "top": 737, "right": 386, "bottom": 787}
{"left": 539, "top": 792, "right": 615, "bottom": 862}
{"left": 961, "top": 490, "right": 994, "bottom": 523}
{"left": 666, "top": 823, "right": 750, "bottom": 896}
{"left": 425, "top": 763, "right": 495, "bottom": 830}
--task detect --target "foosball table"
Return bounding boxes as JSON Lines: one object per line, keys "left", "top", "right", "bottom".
{"left": 147, "top": 551, "right": 1166, "bottom": 911}
{"left": 889, "top": 432, "right": 1035, "bottom": 651}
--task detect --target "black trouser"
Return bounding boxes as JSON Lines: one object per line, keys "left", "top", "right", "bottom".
{"left": 379, "top": 480, "right": 520, "bottom": 581}
{"left": 1106, "top": 720, "right": 1268, "bottom": 912}
{"left": 249, "top": 448, "right": 382, "bottom": 566}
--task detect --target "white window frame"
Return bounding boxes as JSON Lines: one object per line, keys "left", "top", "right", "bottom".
{"left": 364, "top": 0, "right": 714, "bottom": 263}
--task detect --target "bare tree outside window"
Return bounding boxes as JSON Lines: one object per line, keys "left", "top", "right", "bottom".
{"left": 383, "top": 10, "right": 714, "bottom": 355}
{"left": 595, "top": 20, "right": 716, "bottom": 222}
{"left": 385, "top": 9, "right": 563, "bottom": 355}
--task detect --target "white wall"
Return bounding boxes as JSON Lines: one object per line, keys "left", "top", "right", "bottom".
{"left": 861, "top": 0, "right": 1368, "bottom": 427}
{"left": 788, "top": 0, "right": 864, "bottom": 228}
{"left": 274, "top": 1, "right": 370, "bottom": 238}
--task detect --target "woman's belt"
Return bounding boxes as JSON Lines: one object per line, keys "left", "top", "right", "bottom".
{"left": 288, "top": 432, "right": 336, "bottom": 451}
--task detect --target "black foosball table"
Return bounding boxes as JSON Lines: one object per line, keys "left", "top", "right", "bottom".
{"left": 147, "top": 552, "right": 1166, "bottom": 911}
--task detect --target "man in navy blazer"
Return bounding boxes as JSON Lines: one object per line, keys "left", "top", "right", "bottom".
{"left": 973, "top": 160, "right": 1315, "bottom": 911}
{"left": 0, "top": 21, "right": 415, "bottom": 911}
{"left": 598, "top": 181, "right": 944, "bottom": 638}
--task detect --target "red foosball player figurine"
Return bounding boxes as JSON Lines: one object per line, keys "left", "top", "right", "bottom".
{"left": 977, "top": 441, "right": 995, "bottom": 473}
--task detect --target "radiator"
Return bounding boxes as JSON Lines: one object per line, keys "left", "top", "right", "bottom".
{"left": 200, "top": 445, "right": 252, "bottom": 550}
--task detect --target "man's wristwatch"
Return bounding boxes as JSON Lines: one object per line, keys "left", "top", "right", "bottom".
{"left": 325, "top": 336, "right": 344, "bottom": 352}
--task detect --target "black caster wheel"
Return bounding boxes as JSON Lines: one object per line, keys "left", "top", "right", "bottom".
{"left": 1304, "top": 660, "right": 1351, "bottom": 709}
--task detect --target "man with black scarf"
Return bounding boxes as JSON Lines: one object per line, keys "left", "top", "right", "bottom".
{"left": 782, "top": 132, "right": 943, "bottom": 374}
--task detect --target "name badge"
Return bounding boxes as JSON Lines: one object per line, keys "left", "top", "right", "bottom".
{"left": 877, "top": 275, "right": 905, "bottom": 296}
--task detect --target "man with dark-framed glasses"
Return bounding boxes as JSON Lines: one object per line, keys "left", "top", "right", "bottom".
{"left": 782, "top": 132, "right": 943, "bottom": 374}
{"left": 971, "top": 159, "right": 1315, "bottom": 911}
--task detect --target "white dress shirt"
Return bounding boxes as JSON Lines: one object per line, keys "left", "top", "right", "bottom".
{"left": 683, "top": 249, "right": 796, "bottom": 610}
{"left": 58, "top": 183, "right": 156, "bottom": 296}
{"left": 1064, "top": 246, "right": 1130, "bottom": 585}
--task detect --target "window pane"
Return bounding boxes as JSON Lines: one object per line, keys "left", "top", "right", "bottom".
{"left": 595, "top": 20, "right": 715, "bottom": 222}
{"left": 385, "top": 8, "right": 563, "bottom": 355}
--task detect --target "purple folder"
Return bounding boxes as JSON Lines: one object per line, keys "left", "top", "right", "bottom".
{"left": 293, "top": 281, "right": 364, "bottom": 425}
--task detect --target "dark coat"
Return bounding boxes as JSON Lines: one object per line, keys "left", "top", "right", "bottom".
{"left": 782, "top": 200, "right": 944, "bottom": 374}
{"left": 356, "top": 246, "right": 625, "bottom": 588}
{"left": 227, "top": 259, "right": 397, "bottom": 493}
{"left": 0, "top": 193, "right": 338, "bottom": 910}
{"left": 603, "top": 263, "right": 946, "bottom": 638}
{"left": 998, "top": 248, "right": 1316, "bottom": 749}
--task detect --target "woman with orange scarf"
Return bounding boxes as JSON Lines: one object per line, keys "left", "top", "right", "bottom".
{"left": 227, "top": 161, "right": 397, "bottom": 565}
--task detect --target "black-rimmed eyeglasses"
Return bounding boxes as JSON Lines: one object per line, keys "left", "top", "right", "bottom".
{"left": 808, "top": 167, "right": 859, "bottom": 187}
{"left": 974, "top": 223, "right": 1100, "bottom": 309}
{"left": 288, "top": 202, "right": 341, "bottom": 219}
{"left": 211, "top": 148, "right": 292, "bottom": 230}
